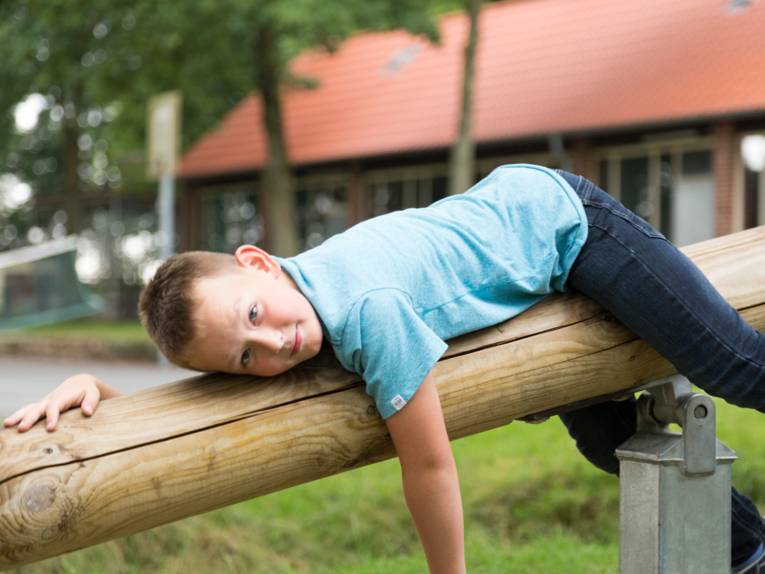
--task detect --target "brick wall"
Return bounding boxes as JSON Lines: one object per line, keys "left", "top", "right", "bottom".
{"left": 713, "top": 121, "right": 736, "bottom": 236}
{"left": 571, "top": 138, "right": 598, "bottom": 182}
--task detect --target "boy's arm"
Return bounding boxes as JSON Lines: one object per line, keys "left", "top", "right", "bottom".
{"left": 385, "top": 371, "right": 466, "bottom": 574}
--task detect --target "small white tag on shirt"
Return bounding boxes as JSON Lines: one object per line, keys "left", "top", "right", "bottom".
{"left": 391, "top": 394, "right": 407, "bottom": 410}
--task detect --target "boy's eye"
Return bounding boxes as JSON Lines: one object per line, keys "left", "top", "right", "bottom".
{"left": 249, "top": 304, "right": 258, "bottom": 324}
{"left": 241, "top": 348, "right": 251, "bottom": 368}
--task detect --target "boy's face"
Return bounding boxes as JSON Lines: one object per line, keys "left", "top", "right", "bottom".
{"left": 185, "top": 244, "right": 324, "bottom": 376}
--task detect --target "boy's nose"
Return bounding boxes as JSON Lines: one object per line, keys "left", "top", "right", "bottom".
{"left": 251, "top": 328, "right": 284, "bottom": 354}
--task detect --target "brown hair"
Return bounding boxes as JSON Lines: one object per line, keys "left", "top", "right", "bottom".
{"left": 138, "top": 251, "right": 236, "bottom": 366}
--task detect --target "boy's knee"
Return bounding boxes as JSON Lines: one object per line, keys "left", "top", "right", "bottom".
{"left": 559, "top": 400, "right": 638, "bottom": 476}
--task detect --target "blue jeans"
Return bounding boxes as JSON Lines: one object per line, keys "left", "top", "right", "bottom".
{"left": 555, "top": 169, "right": 765, "bottom": 566}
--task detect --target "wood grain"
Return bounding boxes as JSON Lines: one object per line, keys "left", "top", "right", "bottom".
{"left": 1, "top": 225, "right": 764, "bottom": 568}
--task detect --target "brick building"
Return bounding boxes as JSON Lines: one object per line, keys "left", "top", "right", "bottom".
{"left": 178, "top": 0, "right": 765, "bottom": 254}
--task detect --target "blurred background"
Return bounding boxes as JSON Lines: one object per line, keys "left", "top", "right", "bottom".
{"left": 2, "top": 0, "right": 765, "bottom": 572}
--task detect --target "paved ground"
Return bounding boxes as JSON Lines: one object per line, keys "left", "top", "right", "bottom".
{"left": 0, "top": 356, "right": 195, "bottom": 418}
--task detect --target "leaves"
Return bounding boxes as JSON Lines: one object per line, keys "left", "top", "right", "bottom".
{"left": 1, "top": 0, "right": 439, "bottom": 180}
{"left": 0, "top": 0, "right": 440, "bottom": 252}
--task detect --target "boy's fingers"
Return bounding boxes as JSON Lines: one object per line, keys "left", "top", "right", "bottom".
{"left": 4, "top": 403, "right": 34, "bottom": 426}
{"left": 3, "top": 416, "right": 17, "bottom": 427}
{"left": 5, "top": 404, "right": 34, "bottom": 428}
{"left": 18, "top": 404, "right": 46, "bottom": 432}
{"left": 81, "top": 385, "right": 100, "bottom": 416}
{"left": 45, "top": 405, "right": 60, "bottom": 431}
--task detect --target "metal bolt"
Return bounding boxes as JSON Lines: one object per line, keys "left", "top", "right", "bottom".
{"left": 693, "top": 404, "right": 708, "bottom": 419}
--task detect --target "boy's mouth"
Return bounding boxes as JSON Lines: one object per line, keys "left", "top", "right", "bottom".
{"left": 291, "top": 324, "right": 301, "bottom": 356}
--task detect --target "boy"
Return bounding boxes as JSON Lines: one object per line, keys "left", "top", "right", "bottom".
{"left": 5, "top": 164, "right": 764, "bottom": 573}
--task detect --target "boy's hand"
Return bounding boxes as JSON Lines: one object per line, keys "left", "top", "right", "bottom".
{"left": 3, "top": 373, "right": 110, "bottom": 433}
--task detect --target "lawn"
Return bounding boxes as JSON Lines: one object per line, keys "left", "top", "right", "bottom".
{"left": 13, "top": 396, "right": 765, "bottom": 573}
{"left": 16, "top": 319, "right": 150, "bottom": 343}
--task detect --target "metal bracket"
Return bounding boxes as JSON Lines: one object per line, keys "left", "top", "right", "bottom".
{"left": 638, "top": 374, "right": 717, "bottom": 476}
{"left": 616, "top": 374, "right": 736, "bottom": 574}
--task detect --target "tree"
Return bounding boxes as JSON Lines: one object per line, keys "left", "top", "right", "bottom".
{"left": 0, "top": 0, "right": 440, "bottom": 256}
{"left": 0, "top": 1, "right": 258, "bottom": 314}
{"left": 448, "top": 0, "right": 482, "bottom": 196}
{"left": 0, "top": 1, "right": 255, "bottom": 246}
{"left": 236, "top": 0, "right": 439, "bottom": 255}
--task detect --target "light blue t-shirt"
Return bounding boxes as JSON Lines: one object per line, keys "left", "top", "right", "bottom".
{"left": 273, "top": 164, "right": 588, "bottom": 419}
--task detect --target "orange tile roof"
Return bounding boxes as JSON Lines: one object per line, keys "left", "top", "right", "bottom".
{"left": 180, "top": 0, "right": 765, "bottom": 178}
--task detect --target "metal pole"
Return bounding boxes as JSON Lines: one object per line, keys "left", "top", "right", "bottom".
{"left": 156, "top": 172, "right": 175, "bottom": 366}
{"left": 616, "top": 375, "right": 736, "bottom": 574}
{"left": 158, "top": 172, "right": 175, "bottom": 260}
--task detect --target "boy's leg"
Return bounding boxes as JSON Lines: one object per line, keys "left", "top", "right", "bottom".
{"left": 559, "top": 398, "right": 637, "bottom": 475}
{"left": 554, "top": 169, "right": 765, "bottom": 566}
{"left": 556, "top": 169, "right": 765, "bottom": 410}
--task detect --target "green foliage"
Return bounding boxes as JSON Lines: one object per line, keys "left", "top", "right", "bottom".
{"left": 0, "top": 0, "right": 444, "bottom": 297}
{"left": 0, "top": 0, "right": 440, "bottom": 254}
{"left": 11, "top": 318, "right": 150, "bottom": 342}
{"left": 0, "top": 0, "right": 439, "bottom": 186}
{"left": 0, "top": 1, "right": 253, "bottom": 194}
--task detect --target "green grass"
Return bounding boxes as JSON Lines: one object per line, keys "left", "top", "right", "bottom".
{"left": 8, "top": 318, "right": 150, "bottom": 344}
{"left": 14, "top": 397, "right": 765, "bottom": 573}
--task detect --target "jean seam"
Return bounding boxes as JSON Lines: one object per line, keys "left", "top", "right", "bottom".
{"left": 732, "top": 510, "right": 765, "bottom": 542}
{"left": 583, "top": 200, "right": 667, "bottom": 240}
{"left": 560, "top": 171, "right": 592, "bottom": 203}
{"left": 573, "top": 174, "right": 589, "bottom": 199}
{"left": 587, "top": 221, "right": 765, "bottom": 370}
{"left": 733, "top": 511, "right": 764, "bottom": 535}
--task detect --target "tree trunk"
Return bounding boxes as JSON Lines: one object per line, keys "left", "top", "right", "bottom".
{"left": 62, "top": 97, "right": 81, "bottom": 234}
{"left": 254, "top": 22, "right": 299, "bottom": 256}
{"left": 448, "top": 0, "right": 482, "bottom": 196}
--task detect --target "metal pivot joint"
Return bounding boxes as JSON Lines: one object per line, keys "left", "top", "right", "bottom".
{"left": 616, "top": 374, "right": 737, "bottom": 574}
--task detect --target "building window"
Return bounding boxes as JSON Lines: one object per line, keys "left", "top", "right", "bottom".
{"left": 598, "top": 159, "right": 609, "bottom": 189}
{"left": 620, "top": 156, "right": 651, "bottom": 221}
{"left": 370, "top": 180, "right": 403, "bottom": 215}
{"left": 365, "top": 166, "right": 448, "bottom": 217}
{"left": 682, "top": 150, "right": 712, "bottom": 175}
{"left": 200, "top": 187, "right": 262, "bottom": 254}
{"left": 744, "top": 167, "right": 760, "bottom": 229}
{"left": 295, "top": 177, "right": 349, "bottom": 251}
{"left": 659, "top": 154, "right": 673, "bottom": 235}
{"left": 597, "top": 145, "right": 714, "bottom": 246}
{"left": 368, "top": 177, "right": 448, "bottom": 216}
{"left": 674, "top": 150, "right": 714, "bottom": 245}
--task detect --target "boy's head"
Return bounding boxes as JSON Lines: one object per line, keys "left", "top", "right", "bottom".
{"left": 138, "top": 245, "right": 324, "bottom": 376}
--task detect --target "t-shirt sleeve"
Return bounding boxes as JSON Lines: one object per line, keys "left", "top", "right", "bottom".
{"left": 341, "top": 289, "right": 448, "bottom": 419}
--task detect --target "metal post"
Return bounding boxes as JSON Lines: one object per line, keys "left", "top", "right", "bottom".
{"left": 616, "top": 375, "right": 737, "bottom": 574}
{"left": 156, "top": 173, "right": 175, "bottom": 366}
{"left": 158, "top": 172, "right": 175, "bottom": 261}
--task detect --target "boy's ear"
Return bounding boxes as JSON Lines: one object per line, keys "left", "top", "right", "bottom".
{"left": 234, "top": 244, "right": 281, "bottom": 275}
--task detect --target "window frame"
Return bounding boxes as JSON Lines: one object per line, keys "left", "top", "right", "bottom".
{"left": 595, "top": 137, "right": 714, "bottom": 231}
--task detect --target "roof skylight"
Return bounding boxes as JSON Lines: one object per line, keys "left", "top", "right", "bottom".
{"left": 383, "top": 44, "right": 423, "bottom": 75}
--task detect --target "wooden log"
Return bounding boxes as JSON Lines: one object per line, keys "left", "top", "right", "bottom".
{"left": 1, "top": 226, "right": 764, "bottom": 568}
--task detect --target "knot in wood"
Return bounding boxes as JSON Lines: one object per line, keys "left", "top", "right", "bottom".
{"left": 22, "top": 479, "right": 58, "bottom": 514}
